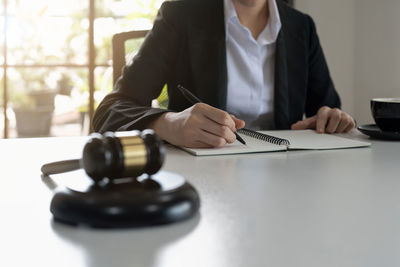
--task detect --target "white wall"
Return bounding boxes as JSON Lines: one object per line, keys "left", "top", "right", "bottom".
{"left": 354, "top": 0, "right": 400, "bottom": 124}
{"left": 295, "top": 0, "right": 400, "bottom": 125}
{"left": 295, "top": 0, "right": 356, "bottom": 117}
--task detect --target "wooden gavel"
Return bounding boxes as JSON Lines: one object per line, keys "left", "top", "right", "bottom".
{"left": 41, "top": 129, "right": 165, "bottom": 182}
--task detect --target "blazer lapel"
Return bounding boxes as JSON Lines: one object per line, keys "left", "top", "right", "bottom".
{"left": 187, "top": 0, "right": 227, "bottom": 110}
{"left": 274, "top": 31, "right": 290, "bottom": 129}
{"left": 274, "top": 1, "right": 291, "bottom": 129}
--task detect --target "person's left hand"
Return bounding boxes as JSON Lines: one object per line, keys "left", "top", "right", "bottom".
{"left": 290, "top": 106, "right": 355, "bottom": 133}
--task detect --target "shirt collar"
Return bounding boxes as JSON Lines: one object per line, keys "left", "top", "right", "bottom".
{"left": 224, "top": 0, "right": 282, "bottom": 45}
{"left": 224, "top": 0, "right": 237, "bottom": 25}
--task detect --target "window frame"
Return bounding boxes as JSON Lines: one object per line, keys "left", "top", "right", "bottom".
{"left": 1, "top": 0, "right": 100, "bottom": 138}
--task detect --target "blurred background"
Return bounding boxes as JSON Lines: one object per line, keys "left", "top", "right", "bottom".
{"left": 1, "top": 0, "right": 399, "bottom": 138}
{"left": 1, "top": 0, "right": 162, "bottom": 138}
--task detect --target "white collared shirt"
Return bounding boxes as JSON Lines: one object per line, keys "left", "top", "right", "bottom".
{"left": 224, "top": 0, "right": 281, "bottom": 130}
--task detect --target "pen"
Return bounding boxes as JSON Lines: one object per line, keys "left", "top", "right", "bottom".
{"left": 177, "top": 84, "right": 246, "bottom": 145}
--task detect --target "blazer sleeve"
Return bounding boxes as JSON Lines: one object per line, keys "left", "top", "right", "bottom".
{"left": 93, "top": 2, "right": 182, "bottom": 133}
{"left": 304, "top": 15, "right": 341, "bottom": 117}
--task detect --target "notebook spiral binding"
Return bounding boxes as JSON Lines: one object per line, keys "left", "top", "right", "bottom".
{"left": 238, "top": 128, "right": 291, "bottom": 146}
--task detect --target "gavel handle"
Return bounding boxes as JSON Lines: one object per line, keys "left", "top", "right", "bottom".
{"left": 41, "top": 159, "right": 81, "bottom": 175}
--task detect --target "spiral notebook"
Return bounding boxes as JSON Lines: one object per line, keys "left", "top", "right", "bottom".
{"left": 179, "top": 129, "right": 370, "bottom": 156}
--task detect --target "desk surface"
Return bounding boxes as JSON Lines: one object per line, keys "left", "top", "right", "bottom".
{"left": 0, "top": 131, "right": 399, "bottom": 267}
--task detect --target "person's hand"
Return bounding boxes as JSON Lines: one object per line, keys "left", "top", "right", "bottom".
{"left": 290, "top": 106, "right": 355, "bottom": 133}
{"left": 150, "top": 103, "right": 245, "bottom": 148}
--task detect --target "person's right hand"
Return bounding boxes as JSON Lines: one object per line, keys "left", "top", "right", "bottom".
{"left": 150, "top": 103, "right": 245, "bottom": 148}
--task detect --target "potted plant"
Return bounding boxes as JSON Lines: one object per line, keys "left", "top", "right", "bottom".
{"left": 57, "top": 73, "right": 73, "bottom": 96}
{"left": 11, "top": 90, "right": 56, "bottom": 137}
{"left": 10, "top": 70, "right": 57, "bottom": 137}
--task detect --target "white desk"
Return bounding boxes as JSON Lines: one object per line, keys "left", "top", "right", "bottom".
{"left": 0, "top": 131, "right": 399, "bottom": 267}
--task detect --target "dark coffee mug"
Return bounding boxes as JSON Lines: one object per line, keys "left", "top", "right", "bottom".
{"left": 371, "top": 98, "right": 400, "bottom": 132}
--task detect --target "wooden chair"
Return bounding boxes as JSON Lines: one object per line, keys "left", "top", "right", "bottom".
{"left": 111, "top": 29, "right": 168, "bottom": 108}
{"left": 112, "top": 30, "right": 149, "bottom": 84}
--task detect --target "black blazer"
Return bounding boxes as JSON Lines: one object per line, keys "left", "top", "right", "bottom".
{"left": 93, "top": 0, "right": 340, "bottom": 132}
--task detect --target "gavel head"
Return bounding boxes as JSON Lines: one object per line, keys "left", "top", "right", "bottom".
{"left": 81, "top": 129, "right": 165, "bottom": 182}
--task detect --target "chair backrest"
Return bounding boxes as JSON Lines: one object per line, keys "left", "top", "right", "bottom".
{"left": 112, "top": 30, "right": 149, "bottom": 84}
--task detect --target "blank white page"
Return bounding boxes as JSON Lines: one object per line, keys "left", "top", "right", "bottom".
{"left": 259, "top": 130, "right": 371, "bottom": 150}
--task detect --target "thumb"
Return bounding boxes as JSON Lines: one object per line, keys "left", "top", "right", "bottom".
{"left": 291, "top": 116, "right": 317, "bottom": 130}
{"left": 231, "top": 114, "right": 245, "bottom": 130}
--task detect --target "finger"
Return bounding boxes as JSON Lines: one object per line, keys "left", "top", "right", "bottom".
{"left": 344, "top": 119, "right": 356, "bottom": 132}
{"left": 291, "top": 116, "right": 317, "bottom": 130}
{"left": 231, "top": 116, "right": 245, "bottom": 130}
{"left": 229, "top": 114, "right": 245, "bottom": 129}
{"left": 335, "top": 119, "right": 350, "bottom": 133}
{"left": 182, "top": 116, "right": 230, "bottom": 148}
{"left": 182, "top": 104, "right": 236, "bottom": 146}
{"left": 326, "top": 108, "right": 342, "bottom": 133}
{"left": 194, "top": 103, "right": 236, "bottom": 131}
{"left": 200, "top": 120, "right": 236, "bottom": 144}
{"left": 316, "top": 107, "right": 330, "bottom": 133}
{"left": 197, "top": 129, "right": 228, "bottom": 148}
{"left": 336, "top": 114, "right": 352, "bottom": 133}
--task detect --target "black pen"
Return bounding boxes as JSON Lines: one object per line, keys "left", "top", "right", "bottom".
{"left": 177, "top": 84, "right": 246, "bottom": 145}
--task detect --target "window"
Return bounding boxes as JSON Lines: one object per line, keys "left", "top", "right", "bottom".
{"left": 1, "top": 0, "right": 163, "bottom": 138}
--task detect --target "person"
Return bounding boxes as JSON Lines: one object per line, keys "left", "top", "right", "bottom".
{"left": 93, "top": 0, "right": 355, "bottom": 148}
